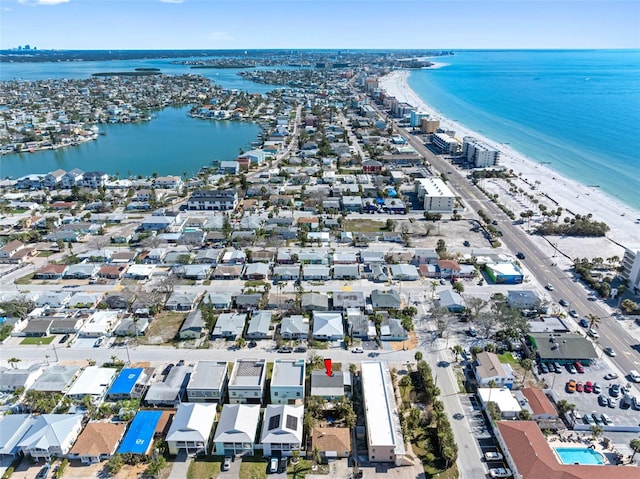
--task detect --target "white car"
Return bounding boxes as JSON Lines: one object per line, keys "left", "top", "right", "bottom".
{"left": 489, "top": 468, "right": 513, "bottom": 478}
{"left": 351, "top": 347, "right": 364, "bottom": 354}
{"left": 588, "top": 328, "right": 600, "bottom": 338}
{"left": 484, "top": 451, "right": 504, "bottom": 461}
{"left": 545, "top": 283, "right": 554, "bottom": 291}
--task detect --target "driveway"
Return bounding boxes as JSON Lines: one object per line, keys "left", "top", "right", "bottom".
{"left": 168, "top": 451, "right": 191, "bottom": 479}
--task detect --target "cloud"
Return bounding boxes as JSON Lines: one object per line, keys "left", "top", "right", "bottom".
{"left": 18, "top": 0, "right": 70, "bottom": 4}
{"left": 208, "top": 31, "right": 234, "bottom": 42}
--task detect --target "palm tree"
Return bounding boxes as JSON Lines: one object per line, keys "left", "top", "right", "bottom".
{"left": 452, "top": 345, "right": 464, "bottom": 363}
{"left": 520, "top": 358, "right": 534, "bottom": 384}
{"left": 590, "top": 425, "right": 603, "bottom": 441}
{"left": 7, "top": 357, "right": 21, "bottom": 369}
{"left": 629, "top": 438, "right": 640, "bottom": 461}
{"left": 430, "top": 280, "right": 438, "bottom": 299}
{"left": 586, "top": 313, "right": 601, "bottom": 331}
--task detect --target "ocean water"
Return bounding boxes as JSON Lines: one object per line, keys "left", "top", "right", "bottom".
{"left": 407, "top": 50, "right": 640, "bottom": 211}
{"left": 0, "top": 106, "right": 260, "bottom": 178}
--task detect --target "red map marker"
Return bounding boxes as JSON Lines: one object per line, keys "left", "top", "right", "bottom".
{"left": 324, "top": 358, "right": 333, "bottom": 377}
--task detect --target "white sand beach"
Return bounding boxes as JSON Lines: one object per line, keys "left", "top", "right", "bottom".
{"left": 378, "top": 70, "right": 640, "bottom": 248}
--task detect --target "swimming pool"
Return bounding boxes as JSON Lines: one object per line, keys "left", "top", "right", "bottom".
{"left": 554, "top": 447, "right": 605, "bottom": 465}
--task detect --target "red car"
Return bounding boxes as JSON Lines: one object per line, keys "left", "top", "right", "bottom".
{"left": 584, "top": 381, "right": 593, "bottom": 393}
{"left": 576, "top": 382, "right": 584, "bottom": 393}
{"left": 575, "top": 362, "right": 585, "bottom": 374}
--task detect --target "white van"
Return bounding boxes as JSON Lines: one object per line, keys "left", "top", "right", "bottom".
{"left": 629, "top": 370, "right": 640, "bottom": 382}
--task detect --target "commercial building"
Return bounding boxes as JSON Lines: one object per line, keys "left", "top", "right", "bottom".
{"left": 187, "top": 189, "right": 238, "bottom": 211}
{"left": 420, "top": 118, "right": 440, "bottom": 134}
{"left": 432, "top": 132, "right": 458, "bottom": 153}
{"left": 360, "top": 361, "right": 407, "bottom": 465}
{"left": 414, "top": 178, "right": 455, "bottom": 213}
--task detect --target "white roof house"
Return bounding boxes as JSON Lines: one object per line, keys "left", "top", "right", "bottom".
{"left": 212, "top": 404, "right": 261, "bottom": 456}
{"left": 477, "top": 387, "right": 522, "bottom": 419}
{"left": 65, "top": 366, "right": 117, "bottom": 401}
{"left": 312, "top": 312, "right": 344, "bottom": 341}
{"left": 166, "top": 403, "right": 217, "bottom": 455}
{"left": 17, "top": 414, "right": 84, "bottom": 461}
{"left": 280, "top": 315, "right": 309, "bottom": 340}
{"left": 78, "top": 310, "right": 120, "bottom": 337}
{"left": 260, "top": 404, "right": 304, "bottom": 457}
{"left": 186, "top": 361, "right": 228, "bottom": 403}
{"left": 228, "top": 359, "right": 266, "bottom": 404}
{"left": 270, "top": 359, "right": 305, "bottom": 405}
{"left": 0, "top": 414, "right": 36, "bottom": 458}
{"left": 360, "top": 361, "right": 406, "bottom": 465}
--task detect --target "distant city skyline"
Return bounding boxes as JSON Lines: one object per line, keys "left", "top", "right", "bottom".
{"left": 1, "top": 0, "right": 639, "bottom": 51}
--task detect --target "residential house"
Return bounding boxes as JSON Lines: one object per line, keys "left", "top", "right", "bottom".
{"left": 17, "top": 414, "right": 84, "bottom": 461}
{"left": 280, "top": 316, "right": 309, "bottom": 340}
{"left": 35, "top": 291, "right": 72, "bottom": 309}
{"left": 414, "top": 249, "right": 439, "bottom": 265}
{"left": 312, "top": 427, "right": 351, "bottom": 460}
{"left": 211, "top": 312, "right": 246, "bottom": 339}
{"left": 272, "top": 264, "right": 301, "bottom": 281}
{"left": 437, "top": 260, "right": 462, "bottom": 279}
{"left": 65, "top": 366, "right": 117, "bottom": 402}
{"left": 245, "top": 310, "right": 273, "bottom": 340}
{"left": 81, "top": 171, "right": 108, "bottom": 189}
{"left": 370, "top": 289, "right": 401, "bottom": 310}
{"left": 107, "top": 368, "right": 149, "bottom": 400}
{"left": 312, "top": 312, "right": 344, "bottom": 341}
{"left": 174, "top": 264, "right": 211, "bottom": 281}
{"left": 30, "top": 365, "right": 79, "bottom": 393}
{"left": 165, "top": 291, "right": 200, "bottom": 311}
{"left": 0, "top": 415, "right": 37, "bottom": 458}
{"left": 77, "top": 310, "right": 120, "bottom": 337}
{"left": 194, "top": 248, "right": 220, "bottom": 265}
{"left": 507, "top": 290, "right": 541, "bottom": 310}
{"left": 380, "top": 318, "right": 408, "bottom": 341}
{"left": 112, "top": 316, "right": 150, "bottom": 337}
{"left": 61, "top": 168, "right": 83, "bottom": 188}
{"left": 474, "top": 352, "right": 515, "bottom": 389}
{"left": 302, "top": 292, "right": 329, "bottom": 312}
{"left": 270, "top": 359, "right": 305, "bottom": 405}
{"left": 201, "top": 292, "right": 232, "bottom": 310}
{"left": 260, "top": 404, "right": 304, "bottom": 457}
{"left": 389, "top": 264, "right": 420, "bottom": 281}
{"left": 178, "top": 310, "right": 206, "bottom": 340}
{"left": 0, "top": 240, "right": 25, "bottom": 261}
{"left": 166, "top": 403, "right": 217, "bottom": 456}
{"left": 520, "top": 387, "right": 560, "bottom": 429}
{"left": 68, "top": 422, "right": 126, "bottom": 464}
{"left": 123, "top": 264, "right": 155, "bottom": 280}
{"left": 309, "top": 370, "right": 348, "bottom": 400}
{"left": 346, "top": 309, "right": 376, "bottom": 340}
{"left": 62, "top": 264, "right": 99, "bottom": 280}
{"left": 34, "top": 264, "right": 68, "bottom": 280}
{"left": 227, "top": 359, "right": 266, "bottom": 405}
{"left": 234, "top": 293, "right": 263, "bottom": 311}
{"left": 438, "top": 290, "right": 466, "bottom": 313}
{"left": 212, "top": 404, "right": 261, "bottom": 456}
{"left": 186, "top": 361, "right": 228, "bottom": 404}
{"left": 117, "top": 410, "right": 163, "bottom": 456}
{"left": 68, "top": 292, "right": 102, "bottom": 309}
{"left": 332, "top": 264, "right": 360, "bottom": 280}
{"left": 243, "top": 263, "right": 270, "bottom": 280}
{"left": 0, "top": 365, "right": 43, "bottom": 393}
{"left": 145, "top": 364, "right": 193, "bottom": 407}
{"left": 477, "top": 387, "right": 521, "bottom": 419}
{"left": 212, "top": 264, "right": 244, "bottom": 280}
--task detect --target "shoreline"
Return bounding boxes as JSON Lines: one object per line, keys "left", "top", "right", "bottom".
{"left": 378, "top": 69, "right": 640, "bottom": 247}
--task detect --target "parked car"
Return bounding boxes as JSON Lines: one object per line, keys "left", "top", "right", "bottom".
{"left": 575, "top": 362, "right": 585, "bottom": 374}
{"left": 278, "top": 347, "right": 293, "bottom": 353}
{"left": 545, "top": 283, "right": 554, "bottom": 291}
{"left": 463, "top": 240, "right": 471, "bottom": 247}
{"left": 567, "top": 364, "right": 577, "bottom": 374}
{"left": 93, "top": 337, "right": 104, "bottom": 347}
{"left": 484, "top": 451, "right": 504, "bottom": 461}
{"left": 601, "top": 414, "right": 613, "bottom": 425}
{"left": 566, "top": 380, "right": 577, "bottom": 393}
{"left": 569, "top": 310, "right": 579, "bottom": 318}
{"left": 351, "top": 347, "right": 364, "bottom": 354}
{"left": 59, "top": 334, "right": 70, "bottom": 343}
{"left": 592, "top": 413, "right": 604, "bottom": 426}
{"left": 593, "top": 383, "right": 602, "bottom": 394}
{"left": 608, "top": 397, "right": 617, "bottom": 408}
{"left": 579, "top": 318, "right": 589, "bottom": 327}
{"left": 584, "top": 381, "right": 593, "bottom": 393}
{"left": 588, "top": 328, "right": 599, "bottom": 339}
{"left": 576, "top": 382, "right": 584, "bottom": 393}
{"left": 489, "top": 468, "right": 513, "bottom": 478}
{"left": 268, "top": 457, "right": 279, "bottom": 474}
{"left": 610, "top": 384, "right": 621, "bottom": 397}
{"left": 598, "top": 395, "right": 608, "bottom": 407}
{"left": 553, "top": 362, "right": 562, "bottom": 373}
{"left": 35, "top": 465, "right": 50, "bottom": 479}
{"left": 604, "top": 372, "right": 619, "bottom": 380}
{"left": 223, "top": 457, "right": 232, "bottom": 471}
{"left": 294, "top": 346, "right": 307, "bottom": 353}
{"left": 583, "top": 414, "right": 596, "bottom": 425}
{"left": 539, "top": 363, "right": 549, "bottom": 374}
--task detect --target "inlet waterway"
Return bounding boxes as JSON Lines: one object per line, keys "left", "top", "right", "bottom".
{"left": 0, "top": 106, "right": 261, "bottom": 179}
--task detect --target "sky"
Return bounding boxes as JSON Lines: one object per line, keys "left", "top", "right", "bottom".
{"left": 1, "top": 0, "right": 639, "bottom": 50}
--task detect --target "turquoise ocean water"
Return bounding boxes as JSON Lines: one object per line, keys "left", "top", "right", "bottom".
{"left": 407, "top": 50, "right": 640, "bottom": 211}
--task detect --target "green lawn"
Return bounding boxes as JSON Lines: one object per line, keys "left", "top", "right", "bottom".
{"left": 15, "top": 273, "right": 34, "bottom": 285}
{"left": 21, "top": 336, "right": 55, "bottom": 345}
{"left": 238, "top": 455, "right": 267, "bottom": 479}
{"left": 343, "top": 219, "right": 387, "bottom": 232}
{"left": 187, "top": 456, "right": 221, "bottom": 479}
{"left": 497, "top": 352, "right": 519, "bottom": 365}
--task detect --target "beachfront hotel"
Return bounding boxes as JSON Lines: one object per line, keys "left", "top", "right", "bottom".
{"left": 415, "top": 177, "right": 455, "bottom": 213}
{"left": 621, "top": 247, "right": 640, "bottom": 293}
{"left": 462, "top": 136, "right": 500, "bottom": 168}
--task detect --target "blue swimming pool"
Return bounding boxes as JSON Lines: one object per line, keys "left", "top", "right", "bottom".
{"left": 555, "top": 447, "right": 604, "bottom": 465}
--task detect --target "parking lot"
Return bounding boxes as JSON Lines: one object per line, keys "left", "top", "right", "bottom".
{"left": 537, "top": 359, "right": 640, "bottom": 428}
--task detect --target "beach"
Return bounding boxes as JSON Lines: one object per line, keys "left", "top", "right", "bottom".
{"left": 379, "top": 70, "right": 640, "bottom": 248}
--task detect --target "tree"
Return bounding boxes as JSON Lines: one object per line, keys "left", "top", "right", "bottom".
{"left": 555, "top": 399, "right": 576, "bottom": 415}
{"left": 586, "top": 313, "right": 601, "bottom": 331}
{"left": 414, "top": 351, "right": 423, "bottom": 362}
{"left": 630, "top": 438, "right": 640, "bottom": 460}
{"left": 451, "top": 345, "right": 464, "bottom": 363}
{"left": 145, "top": 456, "right": 166, "bottom": 478}
{"left": 520, "top": 358, "right": 534, "bottom": 384}
{"left": 590, "top": 425, "right": 603, "bottom": 441}
{"left": 7, "top": 357, "right": 21, "bottom": 369}
{"left": 452, "top": 281, "right": 464, "bottom": 294}
{"left": 107, "top": 453, "right": 123, "bottom": 475}
{"left": 436, "top": 239, "right": 447, "bottom": 258}
{"left": 466, "top": 297, "right": 488, "bottom": 319}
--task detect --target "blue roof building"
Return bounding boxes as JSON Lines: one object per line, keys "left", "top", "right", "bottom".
{"left": 118, "top": 410, "right": 162, "bottom": 455}
{"left": 107, "top": 368, "right": 148, "bottom": 400}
